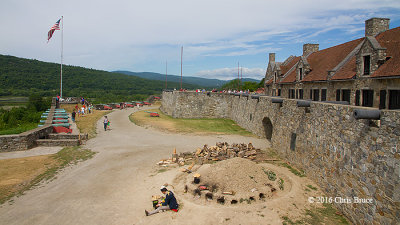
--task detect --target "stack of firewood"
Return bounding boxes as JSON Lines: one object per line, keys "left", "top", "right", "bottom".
{"left": 187, "top": 142, "right": 259, "bottom": 163}
{"left": 156, "top": 142, "right": 260, "bottom": 167}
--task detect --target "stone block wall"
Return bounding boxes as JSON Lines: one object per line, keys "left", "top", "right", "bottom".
{"left": 0, "top": 106, "right": 56, "bottom": 152}
{"left": 161, "top": 91, "right": 400, "bottom": 224}
{"left": 0, "top": 125, "right": 53, "bottom": 152}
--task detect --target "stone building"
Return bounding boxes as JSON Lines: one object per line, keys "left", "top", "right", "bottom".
{"left": 264, "top": 17, "right": 400, "bottom": 109}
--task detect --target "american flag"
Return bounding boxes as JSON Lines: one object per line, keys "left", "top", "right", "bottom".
{"left": 47, "top": 19, "right": 61, "bottom": 42}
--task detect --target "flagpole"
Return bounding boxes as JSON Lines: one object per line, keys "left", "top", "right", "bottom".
{"left": 60, "top": 16, "right": 63, "bottom": 98}
{"left": 180, "top": 46, "right": 183, "bottom": 90}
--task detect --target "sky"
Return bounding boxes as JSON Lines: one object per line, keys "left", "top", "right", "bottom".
{"left": 1, "top": 0, "right": 400, "bottom": 81}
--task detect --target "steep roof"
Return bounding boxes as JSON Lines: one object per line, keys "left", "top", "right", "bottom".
{"left": 265, "top": 78, "right": 273, "bottom": 85}
{"left": 280, "top": 56, "right": 301, "bottom": 83}
{"left": 302, "top": 38, "right": 364, "bottom": 82}
{"left": 372, "top": 26, "right": 400, "bottom": 77}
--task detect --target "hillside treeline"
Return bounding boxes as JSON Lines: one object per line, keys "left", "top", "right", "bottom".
{"left": 0, "top": 54, "right": 198, "bottom": 103}
{"left": 221, "top": 78, "right": 264, "bottom": 92}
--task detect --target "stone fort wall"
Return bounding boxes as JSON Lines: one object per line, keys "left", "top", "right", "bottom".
{"left": 161, "top": 91, "right": 400, "bottom": 225}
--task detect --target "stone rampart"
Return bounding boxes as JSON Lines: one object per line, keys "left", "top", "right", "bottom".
{"left": 0, "top": 106, "right": 56, "bottom": 152}
{"left": 161, "top": 91, "right": 400, "bottom": 225}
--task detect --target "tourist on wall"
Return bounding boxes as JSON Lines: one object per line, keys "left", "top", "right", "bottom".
{"left": 71, "top": 110, "right": 76, "bottom": 122}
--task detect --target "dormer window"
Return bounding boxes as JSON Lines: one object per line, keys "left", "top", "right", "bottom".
{"left": 299, "top": 68, "right": 303, "bottom": 80}
{"left": 274, "top": 72, "right": 277, "bottom": 82}
{"left": 363, "top": 55, "right": 371, "bottom": 75}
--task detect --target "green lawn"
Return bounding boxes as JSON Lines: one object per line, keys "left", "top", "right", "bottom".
{"left": 130, "top": 108, "right": 255, "bottom": 136}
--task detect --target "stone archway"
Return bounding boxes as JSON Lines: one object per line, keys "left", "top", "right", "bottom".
{"left": 262, "top": 117, "right": 273, "bottom": 141}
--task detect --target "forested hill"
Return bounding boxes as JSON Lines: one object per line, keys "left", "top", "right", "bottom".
{"left": 114, "top": 70, "right": 261, "bottom": 87}
{"left": 0, "top": 54, "right": 197, "bottom": 103}
{"left": 114, "top": 70, "right": 227, "bottom": 87}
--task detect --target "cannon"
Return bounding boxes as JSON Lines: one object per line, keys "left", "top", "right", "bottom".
{"left": 52, "top": 123, "right": 71, "bottom": 127}
{"left": 251, "top": 95, "right": 260, "bottom": 99}
{"left": 53, "top": 119, "right": 69, "bottom": 123}
{"left": 353, "top": 109, "right": 381, "bottom": 120}
{"left": 297, "top": 100, "right": 311, "bottom": 107}
{"left": 53, "top": 115, "right": 69, "bottom": 119}
{"left": 322, "top": 101, "right": 349, "bottom": 105}
{"left": 271, "top": 98, "right": 284, "bottom": 104}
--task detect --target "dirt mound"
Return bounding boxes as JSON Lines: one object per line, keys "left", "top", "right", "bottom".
{"left": 181, "top": 157, "right": 286, "bottom": 205}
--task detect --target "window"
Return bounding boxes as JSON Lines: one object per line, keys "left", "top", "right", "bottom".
{"left": 296, "top": 89, "right": 298, "bottom": 99}
{"left": 299, "top": 68, "right": 303, "bottom": 80}
{"left": 272, "top": 89, "right": 276, "bottom": 96}
{"left": 362, "top": 90, "right": 374, "bottom": 107}
{"left": 274, "top": 72, "right": 277, "bottom": 82}
{"left": 298, "top": 89, "right": 304, "bottom": 99}
{"left": 355, "top": 90, "right": 360, "bottom": 106}
{"left": 379, "top": 90, "right": 386, "bottom": 109}
{"left": 389, "top": 90, "right": 400, "bottom": 109}
{"left": 288, "top": 89, "right": 295, "bottom": 99}
{"left": 309, "top": 89, "right": 313, "bottom": 99}
{"left": 342, "top": 89, "right": 351, "bottom": 103}
{"left": 321, "top": 89, "right": 327, "bottom": 101}
{"left": 277, "top": 89, "right": 281, "bottom": 96}
{"left": 336, "top": 89, "right": 341, "bottom": 101}
{"left": 313, "top": 89, "right": 320, "bottom": 101}
{"left": 363, "top": 55, "right": 371, "bottom": 75}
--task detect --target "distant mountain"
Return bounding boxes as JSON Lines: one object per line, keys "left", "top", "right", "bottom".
{"left": 113, "top": 71, "right": 260, "bottom": 88}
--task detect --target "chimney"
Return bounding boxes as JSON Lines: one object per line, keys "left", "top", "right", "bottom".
{"left": 269, "top": 53, "right": 275, "bottom": 63}
{"left": 365, "top": 17, "right": 390, "bottom": 36}
{"left": 303, "top": 44, "right": 319, "bottom": 56}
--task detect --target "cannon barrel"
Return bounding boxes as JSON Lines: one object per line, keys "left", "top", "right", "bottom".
{"left": 353, "top": 109, "right": 381, "bottom": 120}
{"left": 322, "top": 101, "right": 349, "bottom": 105}
{"left": 53, "top": 116, "right": 69, "bottom": 119}
{"left": 53, "top": 119, "right": 69, "bottom": 123}
{"left": 52, "top": 123, "right": 71, "bottom": 127}
{"left": 251, "top": 95, "right": 260, "bottom": 99}
{"left": 297, "top": 100, "right": 311, "bottom": 107}
{"left": 271, "top": 98, "right": 284, "bottom": 104}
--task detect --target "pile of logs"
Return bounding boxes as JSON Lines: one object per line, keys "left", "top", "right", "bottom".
{"left": 157, "top": 142, "right": 260, "bottom": 167}
{"left": 187, "top": 142, "right": 259, "bottom": 163}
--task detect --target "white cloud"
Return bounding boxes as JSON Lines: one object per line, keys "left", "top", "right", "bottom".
{"left": 0, "top": 0, "right": 399, "bottom": 75}
{"left": 195, "top": 67, "right": 265, "bottom": 80}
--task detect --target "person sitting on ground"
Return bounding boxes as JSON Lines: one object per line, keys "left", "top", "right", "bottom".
{"left": 145, "top": 186, "right": 179, "bottom": 216}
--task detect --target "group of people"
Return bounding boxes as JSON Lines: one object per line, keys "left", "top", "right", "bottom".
{"left": 71, "top": 98, "right": 93, "bottom": 123}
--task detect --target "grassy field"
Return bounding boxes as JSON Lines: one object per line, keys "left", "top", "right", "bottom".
{"left": 0, "top": 123, "right": 39, "bottom": 135}
{"left": 0, "top": 147, "right": 96, "bottom": 205}
{"left": 61, "top": 104, "right": 110, "bottom": 139}
{"left": 0, "top": 97, "right": 28, "bottom": 110}
{"left": 129, "top": 108, "right": 255, "bottom": 136}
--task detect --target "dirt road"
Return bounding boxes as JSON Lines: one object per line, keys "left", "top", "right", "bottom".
{"left": 0, "top": 107, "right": 320, "bottom": 225}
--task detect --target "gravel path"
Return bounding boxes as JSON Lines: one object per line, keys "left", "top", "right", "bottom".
{"left": 0, "top": 107, "right": 320, "bottom": 225}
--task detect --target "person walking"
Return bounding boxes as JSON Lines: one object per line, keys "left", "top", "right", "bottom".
{"left": 103, "top": 116, "right": 109, "bottom": 131}
{"left": 71, "top": 110, "right": 76, "bottom": 123}
{"left": 145, "top": 186, "right": 179, "bottom": 216}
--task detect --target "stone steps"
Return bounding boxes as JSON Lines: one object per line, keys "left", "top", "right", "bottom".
{"left": 47, "top": 133, "right": 81, "bottom": 140}
{"left": 36, "top": 139, "right": 80, "bottom": 147}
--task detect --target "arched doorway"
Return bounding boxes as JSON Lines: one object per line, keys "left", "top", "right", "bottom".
{"left": 262, "top": 117, "right": 273, "bottom": 141}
